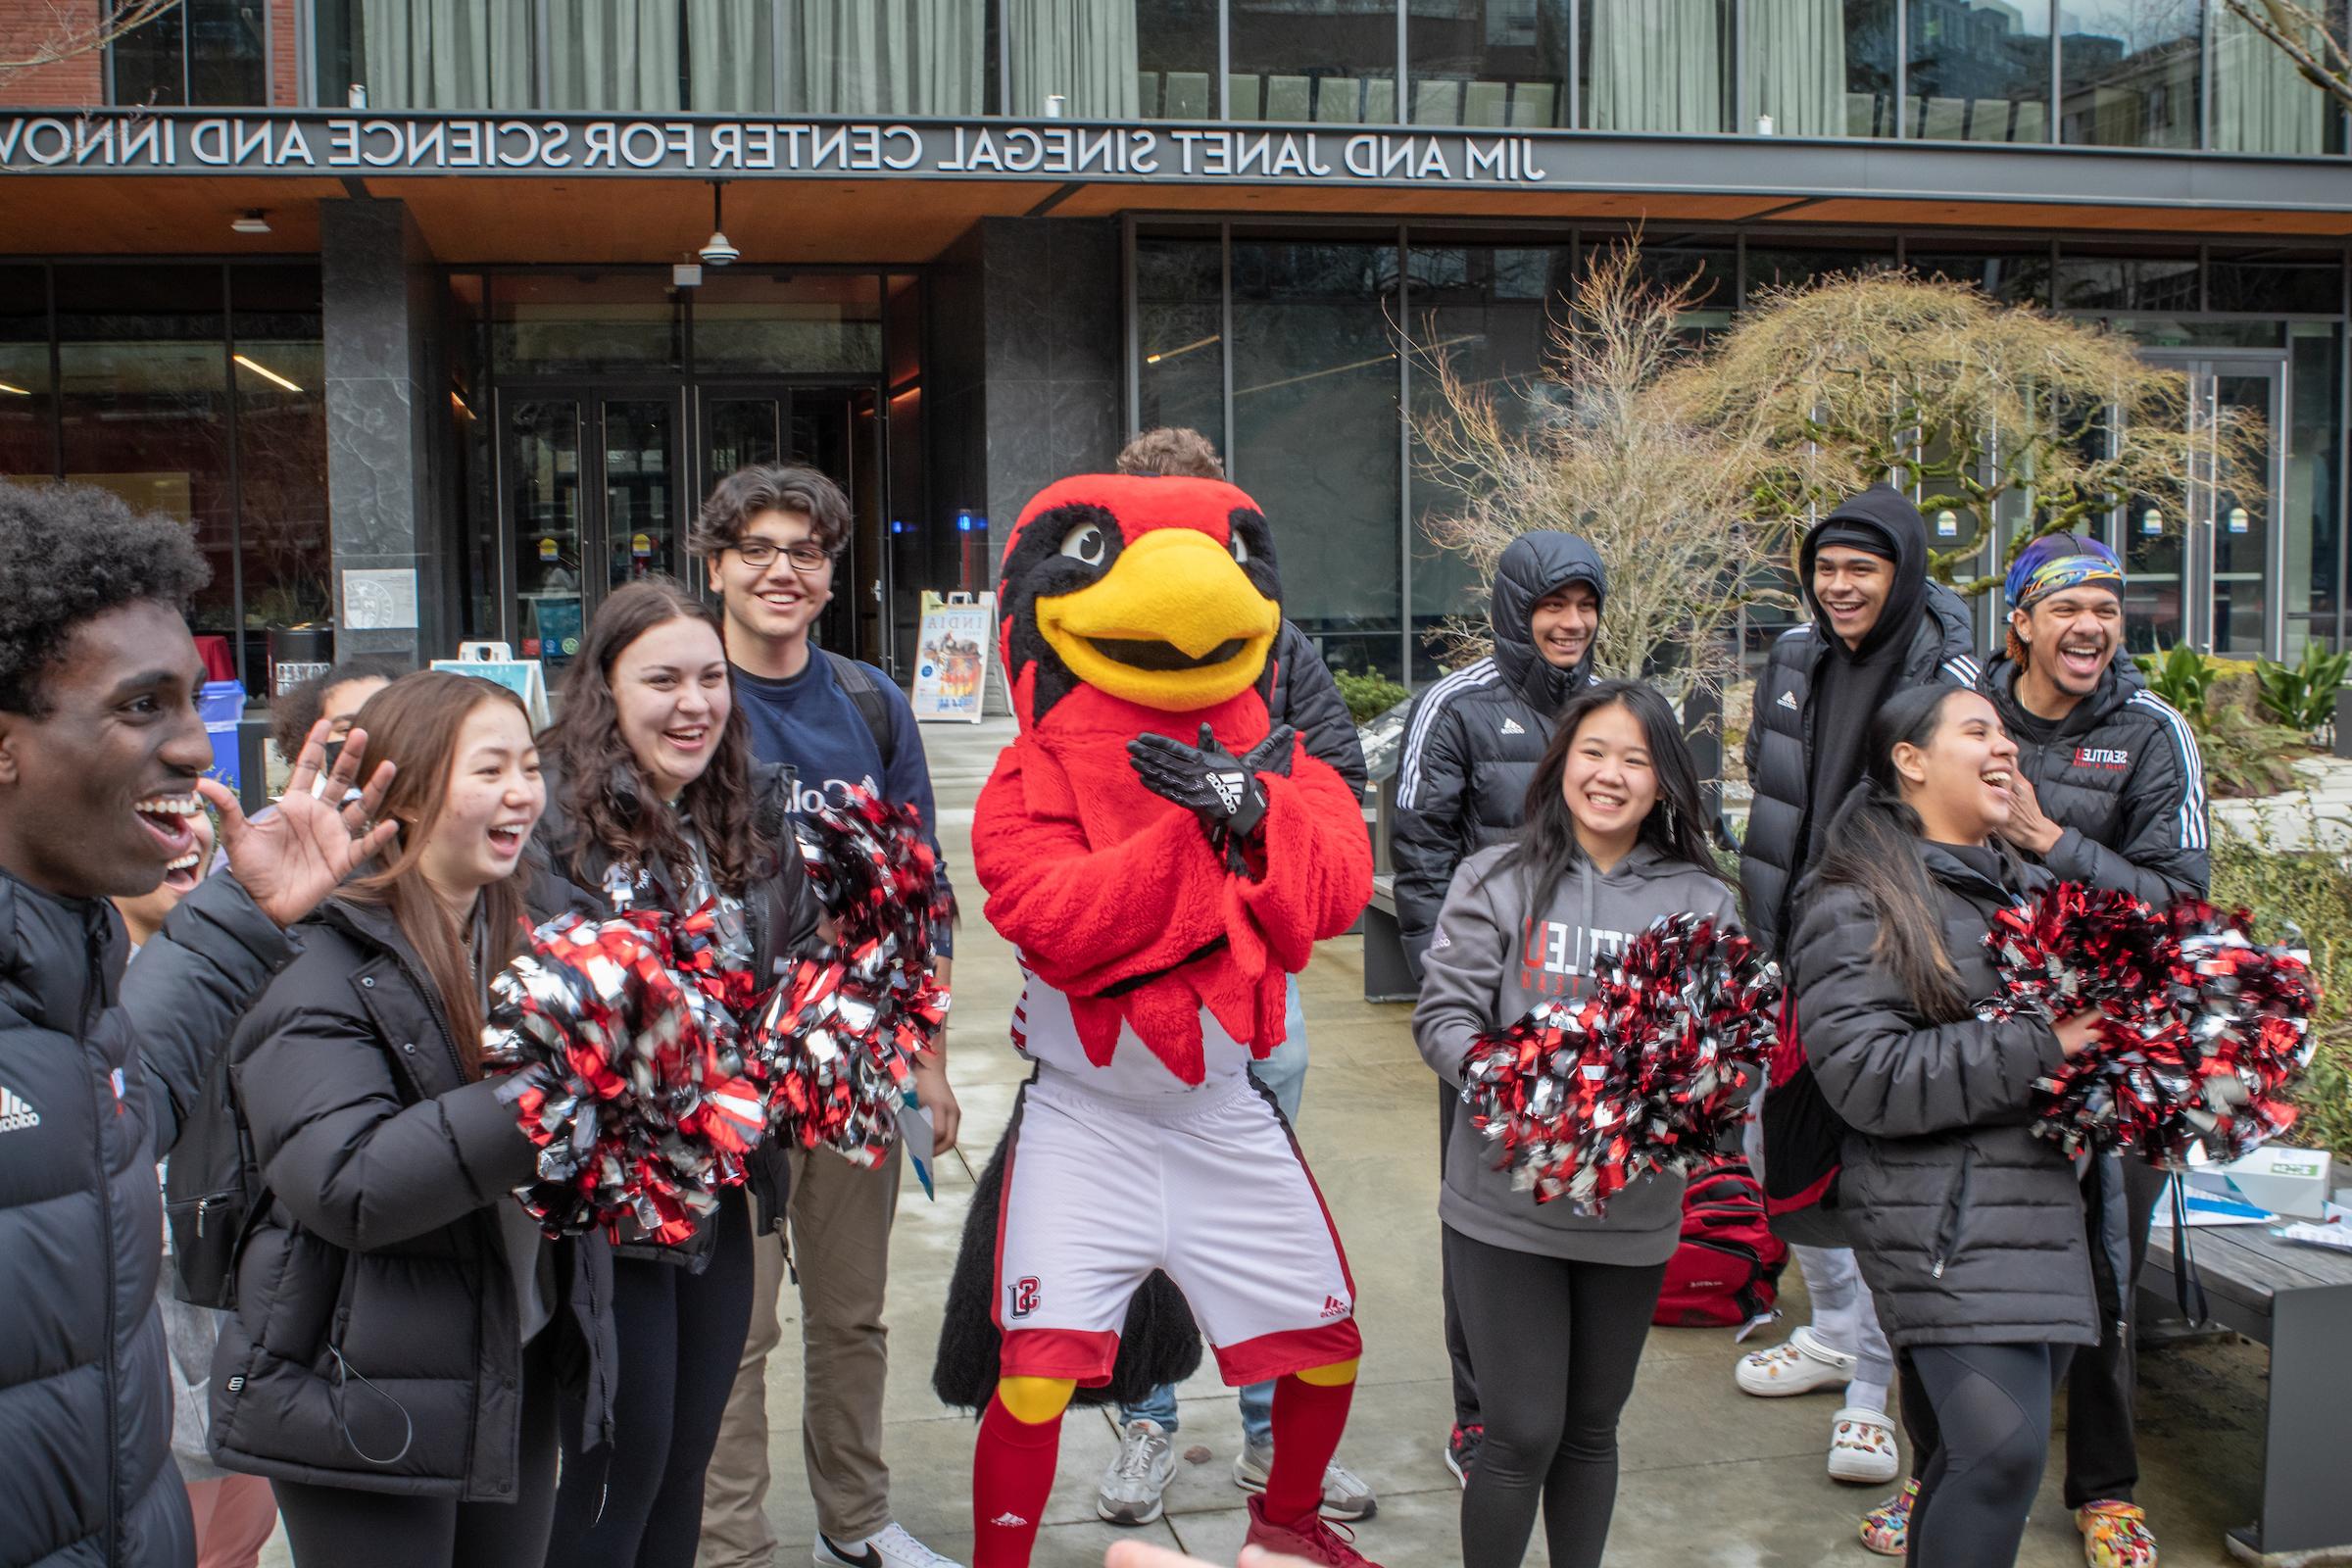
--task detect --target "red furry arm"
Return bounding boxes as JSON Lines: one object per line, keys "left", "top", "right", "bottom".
{"left": 1236, "top": 742, "right": 1375, "bottom": 971}
{"left": 974, "top": 742, "right": 1237, "bottom": 996}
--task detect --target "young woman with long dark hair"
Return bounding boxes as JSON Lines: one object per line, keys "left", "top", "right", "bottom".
{"left": 209, "top": 671, "right": 611, "bottom": 1567}
{"left": 1792, "top": 682, "right": 2102, "bottom": 1568}
{"left": 1412, "top": 680, "right": 1738, "bottom": 1568}
{"left": 533, "top": 578, "right": 817, "bottom": 1568}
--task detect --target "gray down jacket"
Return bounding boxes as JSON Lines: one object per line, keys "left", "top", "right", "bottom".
{"left": 1391, "top": 532, "right": 1607, "bottom": 980}
{"left": 0, "top": 868, "right": 295, "bottom": 1568}
{"left": 1792, "top": 842, "right": 2099, "bottom": 1349}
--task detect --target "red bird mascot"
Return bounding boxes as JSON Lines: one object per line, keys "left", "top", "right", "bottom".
{"left": 958, "top": 473, "right": 1376, "bottom": 1566}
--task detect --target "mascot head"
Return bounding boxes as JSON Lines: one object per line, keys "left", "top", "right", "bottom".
{"left": 997, "top": 473, "right": 1283, "bottom": 726}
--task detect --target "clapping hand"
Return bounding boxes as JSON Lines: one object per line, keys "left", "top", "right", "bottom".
{"left": 1128, "top": 723, "right": 1296, "bottom": 870}
{"left": 196, "top": 716, "right": 399, "bottom": 927}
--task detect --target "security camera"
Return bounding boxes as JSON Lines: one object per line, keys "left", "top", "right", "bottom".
{"left": 699, "top": 229, "right": 739, "bottom": 268}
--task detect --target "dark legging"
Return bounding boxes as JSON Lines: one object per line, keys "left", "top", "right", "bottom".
{"left": 1438, "top": 1084, "right": 1481, "bottom": 1428}
{"left": 1901, "top": 1342, "right": 2077, "bottom": 1568}
{"left": 273, "top": 1332, "right": 560, "bottom": 1567}
{"left": 548, "top": 1187, "right": 756, "bottom": 1568}
{"left": 1445, "top": 1226, "right": 1667, "bottom": 1568}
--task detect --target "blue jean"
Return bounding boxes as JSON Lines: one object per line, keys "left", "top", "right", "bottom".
{"left": 1119, "top": 978, "right": 1309, "bottom": 1447}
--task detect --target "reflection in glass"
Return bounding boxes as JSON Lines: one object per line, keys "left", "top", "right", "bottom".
{"left": 1123, "top": 0, "right": 1219, "bottom": 118}
{"left": 1230, "top": 0, "right": 1398, "bottom": 124}
{"left": 2055, "top": 252, "right": 2199, "bottom": 312}
{"left": 2209, "top": 370, "right": 2275, "bottom": 655}
{"left": 510, "top": 400, "right": 586, "bottom": 669}
{"left": 1745, "top": 242, "right": 1896, "bottom": 300}
{"left": 2213, "top": 1, "right": 2340, "bottom": 154}
{"left": 2208, "top": 250, "right": 2347, "bottom": 315}
{"left": 1742, "top": 0, "right": 1895, "bottom": 137}
{"left": 231, "top": 269, "right": 330, "bottom": 653}
{"left": 603, "top": 401, "right": 677, "bottom": 589}
{"left": 1232, "top": 241, "right": 1404, "bottom": 680}
{"left": 0, "top": 267, "right": 51, "bottom": 482}
{"left": 492, "top": 274, "right": 683, "bottom": 377}
{"left": 692, "top": 274, "right": 883, "bottom": 375}
{"left": 1408, "top": 0, "right": 1569, "bottom": 128}
{"left": 785, "top": 0, "right": 987, "bottom": 115}
{"left": 2058, "top": 0, "right": 2199, "bottom": 149}
{"left": 1905, "top": 0, "right": 2053, "bottom": 142}
{"left": 56, "top": 267, "right": 236, "bottom": 639}
{"left": 1582, "top": 0, "right": 1732, "bottom": 133}
{"left": 111, "top": 0, "right": 186, "bottom": 105}
{"left": 1907, "top": 245, "right": 2054, "bottom": 306}
{"left": 1007, "top": 0, "right": 1144, "bottom": 117}
{"left": 187, "top": 0, "right": 270, "bottom": 105}
{"left": 1137, "top": 238, "right": 1227, "bottom": 451}
{"left": 330, "top": 0, "right": 533, "bottom": 110}
{"left": 2286, "top": 325, "right": 2342, "bottom": 652}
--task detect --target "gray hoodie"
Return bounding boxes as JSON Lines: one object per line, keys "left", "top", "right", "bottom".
{"left": 1414, "top": 840, "right": 1740, "bottom": 1264}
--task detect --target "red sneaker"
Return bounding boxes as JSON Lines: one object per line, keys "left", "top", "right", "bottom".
{"left": 1245, "top": 1494, "right": 1385, "bottom": 1566}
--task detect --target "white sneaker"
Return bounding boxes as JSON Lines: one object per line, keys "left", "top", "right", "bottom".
{"left": 1231, "top": 1441, "right": 1378, "bottom": 1521}
{"left": 1828, "top": 1405, "right": 1901, "bottom": 1485}
{"left": 1734, "top": 1324, "right": 1857, "bottom": 1397}
{"left": 1096, "top": 1419, "right": 1178, "bottom": 1525}
{"left": 814, "top": 1522, "right": 961, "bottom": 1568}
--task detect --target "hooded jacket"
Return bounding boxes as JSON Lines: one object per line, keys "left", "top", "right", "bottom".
{"left": 1264, "top": 619, "right": 1369, "bottom": 803}
{"left": 1412, "top": 840, "right": 1739, "bottom": 1265}
{"left": 1391, "top": 532, "right": 1609, "bottom": 979}
{"left": 0, "top": 869, "right": 295, "bottom": 1568}
{"left": 1793, "top": 840, "right": 2098, "bottom": 1348}
{"left": 1977, "top": 655, "right": 2207, "bottom": 906}
{"left": 1740, "top": 488, "right": 1982, "bottom": 956}
{"left": 208, "top": 897, "right": 617, "bottom": 1498}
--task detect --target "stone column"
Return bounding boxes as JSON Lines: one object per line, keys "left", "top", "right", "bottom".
{"left": 319, "top": 197, "right": 442, "bottom": 664}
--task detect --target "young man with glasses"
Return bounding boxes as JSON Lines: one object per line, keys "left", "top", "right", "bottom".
{"left": 693, "top": 466, "right": 962, "bottom": 1568}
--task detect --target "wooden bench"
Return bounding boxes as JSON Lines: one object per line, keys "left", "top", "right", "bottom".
{"left": 2140, "top": 1220, "right": 2352, "bottom": 1563}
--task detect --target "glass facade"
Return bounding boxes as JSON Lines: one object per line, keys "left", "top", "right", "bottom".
{"left": 249, "top": 1, "right": 2344, "bottom": 154}
{"left": 2, "top": 265, "right": 328, "bottom": 694}
{"left": 1140, "top": 228, "right": 2351, "bottom": 678}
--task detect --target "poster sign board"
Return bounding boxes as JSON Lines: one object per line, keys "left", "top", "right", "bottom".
{"left": 911, "top": 592, "right": 996, "bottom": 724}
{"left": 432, "top": 642, "right": 552, "bottom": 729}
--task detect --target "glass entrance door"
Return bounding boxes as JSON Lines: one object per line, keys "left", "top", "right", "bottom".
{"left": 2142, "top": 357, "right": 2285, "bottom": 658}
{"left": 693, "top": 385, "right": 885, "bottom": 663}
{"left": 501, "top": 389, "right": 682, "bottom": 670}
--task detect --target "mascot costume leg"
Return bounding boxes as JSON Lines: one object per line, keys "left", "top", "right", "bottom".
{"left": 937, "top": 474, "right": 1378, "bottom": 1567}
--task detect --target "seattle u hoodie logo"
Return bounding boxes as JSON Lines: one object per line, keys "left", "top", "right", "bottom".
{"left": 1518, "top": 918, "right": 1633, "bottom": 998}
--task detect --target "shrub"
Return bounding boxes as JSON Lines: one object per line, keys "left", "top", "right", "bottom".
{"left": 2256, "top": 642, "right": 2352, "bottom": 736}
{"left": 1335, "top": 666, "right": 1410, "bottom": 725}
{"left": 2135, "top": 645, "right": 2312, "bottom": 799}
{"left": 2211, "top": 830, "right": 2352, "bottom": 1162}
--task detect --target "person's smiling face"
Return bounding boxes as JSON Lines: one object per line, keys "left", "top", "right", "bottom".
{"left": 1812, "top": 546, "right": 1893, "bottom": 650}
{"left": 609, "top": 615, "right": 732, "bottom": 801}
{"left": 1529, "top": 581, "right": 1600, "bottom": 669}
{"left": 0, "top": 600, "right": 218, "bottom": 901}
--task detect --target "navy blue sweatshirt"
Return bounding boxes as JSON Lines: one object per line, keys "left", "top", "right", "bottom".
{"left": 731, "top": 652, "right": 955, "bottom": 956}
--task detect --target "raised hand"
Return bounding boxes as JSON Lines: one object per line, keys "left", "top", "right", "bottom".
{"left": 1128, "top": 722, "right": 1275, "bottom": 842}
{"left": 197, "top": 716, "right": 399, "bottom": 927}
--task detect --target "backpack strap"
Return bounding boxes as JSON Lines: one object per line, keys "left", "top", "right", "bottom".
{"left": 821, "top": 648, "right": 897, "bottom": 770}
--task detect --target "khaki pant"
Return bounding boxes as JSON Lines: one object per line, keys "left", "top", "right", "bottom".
{"left": 699, "top": 1141, "right": 905, "bottom": 1566}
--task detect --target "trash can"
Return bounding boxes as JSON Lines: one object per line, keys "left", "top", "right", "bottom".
{"left": 199, "top": 680, "right": 246, "bottom": 794}
{"left": 268, "top": 622, "right": 335, "bottom": 698}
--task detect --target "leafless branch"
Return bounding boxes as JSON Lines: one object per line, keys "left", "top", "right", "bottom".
{"left": 2221, "top": 0, "right": 2352, "bottom": 114}
{"left": 0, "top": 0, "right": 180, "bottom": 78}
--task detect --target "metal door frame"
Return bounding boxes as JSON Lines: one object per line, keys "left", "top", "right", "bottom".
{"left": 2144, "top": 353, "right": 2289, "bottom": 659}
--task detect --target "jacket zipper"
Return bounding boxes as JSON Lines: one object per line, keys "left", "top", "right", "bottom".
{"left": 1930, "top": 1149, "right": 1976, "bottom": 1279}
{"left": 78, "top": 919, "right": 122, "bottom": 1564}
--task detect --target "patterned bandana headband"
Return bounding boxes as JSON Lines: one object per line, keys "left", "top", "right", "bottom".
{"left": 2006, "top": 536, "right": 2125, "bottom": 612}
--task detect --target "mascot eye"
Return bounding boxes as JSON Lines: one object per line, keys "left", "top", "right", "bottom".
{"left": 1228, "top": 532, "right": 1250, "bottom": 564}
{"left": 1059, "top": 523, "right": 1107, "bottom": 564}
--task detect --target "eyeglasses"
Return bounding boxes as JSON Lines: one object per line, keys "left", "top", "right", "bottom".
{"left": 731, "top": 539, "right": 833, "bottom": 572}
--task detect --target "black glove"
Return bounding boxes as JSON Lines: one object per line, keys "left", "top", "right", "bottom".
{"left": 1128, "top": 723, "right": 1297, "bottom": 848}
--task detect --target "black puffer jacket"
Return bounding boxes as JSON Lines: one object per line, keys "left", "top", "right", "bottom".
{"left": 1978, "top": 656, "right": 2208, "bottom": 904}
{"left": 1392, "top": 532, "right": 1607, "bottom": 978}
{"left": 1264, "top": 618, "right": 1368, "bottom": 803}
{"left": 1740, "top": 495, "right": 1981, "bottom": 956}
{"left": 209, "top": 897, "right": 616, "bottom": 1497}
{"left": 532, "top": 761, "right": 818, "bottom": 1257}
{"left": 0, "top": 870, "right": 294, "bottom": 1568}
{"left": 1793, "top": 843, "right": 2098, "bottom": 1349}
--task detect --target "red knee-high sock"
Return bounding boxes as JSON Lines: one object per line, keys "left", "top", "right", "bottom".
{"left": 972, "top": 1392, "right": 1064, "bottom": 1568}
{"left": 1263, "top": 1371, "right": 1356, "bottom": 1525}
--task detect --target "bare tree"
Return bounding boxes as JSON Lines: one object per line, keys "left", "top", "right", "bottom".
{"left": 0, "top": 0, "right": 180, "bottom": 84}
{"left": 1663, "top": 273, "right": 2269, "bottom": 597}
{"left": 1411, "top": 237, "right": 1781, "bottom": 704}
{"left": 2221, "top": 0, "right": 2352, "bottom": 114}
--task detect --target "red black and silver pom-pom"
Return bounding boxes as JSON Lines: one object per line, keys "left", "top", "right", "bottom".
{"left": 1983, "top": 884, "right": 2316, "bottom": 1162}
{"left": 748, "top": 787, "right": 952, "bottom": 1166}
{"left": 1460, "top": 914, "right": 1779, "bottom": 1212}
{"left": 482, "top": 904, "right": 764, "bottom": 1243}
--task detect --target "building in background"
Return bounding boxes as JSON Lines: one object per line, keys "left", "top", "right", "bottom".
{"left": 1, "top": 0, "right": 2345, "bottom": 690}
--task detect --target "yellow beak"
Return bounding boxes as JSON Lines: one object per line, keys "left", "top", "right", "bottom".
{"left": 1035, "top": 527, "right": 1281, "bottom": 710}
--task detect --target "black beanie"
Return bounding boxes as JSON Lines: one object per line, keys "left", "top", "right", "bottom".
{"left": 1809, "top": 518, "right": 1898, "bottom": 560}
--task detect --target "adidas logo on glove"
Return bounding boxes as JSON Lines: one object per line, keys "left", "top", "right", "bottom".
{"left": 1209, "top": 770, "right": 1247, "bottom": 813}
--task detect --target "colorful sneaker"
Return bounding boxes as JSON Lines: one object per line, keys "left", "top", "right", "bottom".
{"left": 1860, "top": 1480, "right": 1918, "bottom": 1557}
{"left": 1244, "top": 1494, "right": 1385, "bottom": 1566}
{"left": 1232, "top": 1442, "right": 1378, "bottom": 1521}
{"left": 1094, "top": 1419, "right": 1176, "bottom": 1525}
{"left": 2077, "top": 1500, "right": 2158, "bottom": 1568}
{"left": 1735, "top": 1324, "right": 1857, "bottom": 1397}
{"left": 1444, "top": 1424, "right": 1483, "bottom": 1488}
{"left": 1827, "top": 1405, "right": 1900, "bottom": 1485}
